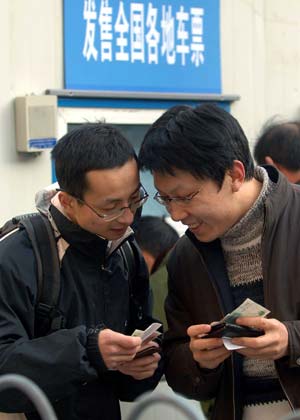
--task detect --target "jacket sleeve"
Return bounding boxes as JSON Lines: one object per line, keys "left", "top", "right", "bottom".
{"left": 0, "top": 231, "right": 98, "bottom": 412}
{"left": 163, "top": 248, "right": 223, "bottom": 401}
{"left": 282, "top": 321, "right": 300, "bottom": 367}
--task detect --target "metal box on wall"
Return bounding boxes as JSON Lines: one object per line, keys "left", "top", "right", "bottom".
{"left": 15, "top": 95, "right": 57, "bottom": 153}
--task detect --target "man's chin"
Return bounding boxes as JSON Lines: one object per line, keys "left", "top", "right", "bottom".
{"left": 190, "top": 226, "right": 217, "bottom": 243}
{"left": 106, "top": 227, "right": 128, "bottom": 240}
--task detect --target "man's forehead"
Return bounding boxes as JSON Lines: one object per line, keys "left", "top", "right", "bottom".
{"left": 153, "top": 169, "right": 197, "bottom": 194}
{"left": 84, "top": 162, "right": 140, "bottom": 201}
{"left": 102, "top": 183, "right": 140, "bottom": 203}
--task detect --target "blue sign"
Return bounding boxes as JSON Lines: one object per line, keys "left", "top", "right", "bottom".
{"left": 64, "top": 0, "right": 221, "bottom": 94}
{"left": 29, "top": 138, "right": 57, "bottom": 149}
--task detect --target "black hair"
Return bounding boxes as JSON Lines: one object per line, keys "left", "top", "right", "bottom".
{"left": 51, "top": 123, "right": 136, "bottom": 199}
{"left": 254, "top": 121, "right": 300, "bottom": 171}
{"left": 139, "top": 103, "right": 254, "bottom": 188}
{"left": 135, "top": 216, "right": 179, "bottom": 273}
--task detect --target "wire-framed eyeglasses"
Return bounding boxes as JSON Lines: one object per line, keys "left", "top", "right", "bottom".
{"left": 154, "top": 188, "right": 201, "bottom": 207}
{"left": 57, "top": 185, "right": 149, "bottom": 222}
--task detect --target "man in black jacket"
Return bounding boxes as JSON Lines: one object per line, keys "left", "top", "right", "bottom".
{"left": 0, "top": 123, "right": 162, "bottom": 419}
{"left": 138, "top": 104, "right": 299, "bottom": 420}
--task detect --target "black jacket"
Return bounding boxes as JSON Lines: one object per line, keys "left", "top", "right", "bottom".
{"left": 163, "top": 167, "right": 300, "bottom": 420}
{"left": 0, "top": 205, "right": 163, "bottom": 419}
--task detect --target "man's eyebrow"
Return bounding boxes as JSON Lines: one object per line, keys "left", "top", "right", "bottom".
{"left": 103, "top": 184, "right": 141, "bottom": 204}
{"left": 155, "top": 186, "right": 183, "bottom": 197}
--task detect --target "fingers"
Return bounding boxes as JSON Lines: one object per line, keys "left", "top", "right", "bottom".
{"left": 235, "top": 316, "right": 269, "bottom": 330}
{"left": 98, "top": 329, "right": 143, "bottom": 369}
{"left": 187, "top": 324, "right": 230, "bottom": 369}
{"left": 232, "top": 319, "right": 289, "bottom": 360}
{"left": 194, "top": 348, "right": 231, "bottom": 369}
{"left": 139, "top": 340, "right": 160, "bottom": 351}
{"left": 99, "top": 329, "right": 142, "bottom": 350}
{"left": 118, "top": 353, "right": 161, "bottom": 380}
{"left": 127, "top": 352, "right": 161, "bottom": 369}
{"left": 187, "top": 324, "right": 211, "bottom": 338}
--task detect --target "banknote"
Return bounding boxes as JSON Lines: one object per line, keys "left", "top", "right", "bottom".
{"left": 222, "top": 298, "right": 270, "bottom": 324}
{"left": 131, "top": 322, "right": 162, "bottom": 343}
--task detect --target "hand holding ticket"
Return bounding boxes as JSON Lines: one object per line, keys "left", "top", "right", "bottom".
{"left": 131, "top": 322, "right": 162, "bottom": 358}
{"left": 204, "top": 299, "right": 270, "bottom": 350}
{"left": 131, "top": 322, "right": 162, "bottom": 343}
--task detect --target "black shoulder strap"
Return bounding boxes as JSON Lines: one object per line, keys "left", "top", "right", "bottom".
{"left": 120, "top": 239, "right": 147, "bottom": 323}
{"left": 120, "top": 240, "right": 136, "bottom": 284}
{"left": 20, "top": 214, "right": 64, "bottom": 335}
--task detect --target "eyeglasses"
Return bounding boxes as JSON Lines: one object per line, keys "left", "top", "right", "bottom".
{"left": 57, "top": 185, "right": 149, "bottom": 222}
{"left": 154, "top": 188, "right": 201, "bottom": 207}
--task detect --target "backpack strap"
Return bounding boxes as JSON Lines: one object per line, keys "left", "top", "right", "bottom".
{"left": 120, "top": 239, "right": 146, "bottom": 323}
{"left": 20, "top": 214, "right": 65, "bottom": 336}
{"left": 120, "top": 240, "right": 136, "bottom": 284}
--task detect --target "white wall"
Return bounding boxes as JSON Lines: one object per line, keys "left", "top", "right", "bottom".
{"left": 1, "top": 0, "right": 300, "bottom": 224}
{"left": 221, "top": 0, "right": 300, "bottom": 145}
{"left": 0, "top": 0, "right": 62, "bottom": 224}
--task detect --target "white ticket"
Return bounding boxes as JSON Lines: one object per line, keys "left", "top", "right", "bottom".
{"left": 222, "top": 337, "right": 245, "bottom": 350}
{"left": 131, "top": 322, "right": 162, "bottom": 343}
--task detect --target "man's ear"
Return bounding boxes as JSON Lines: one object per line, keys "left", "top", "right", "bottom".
{"left": 58, "top": 191, "right": 75, "bottom": 211}
{"left": 141, "top": 250, "right": 156, "bottom": 275}
{"left": 264, "top": 156, "right": 276, "bottom": 166}
{"left": 265, "top": 156, "right": 280, "bottom": 170}
{"left": 229, "top": 160, "right": 245, "bottom": 192}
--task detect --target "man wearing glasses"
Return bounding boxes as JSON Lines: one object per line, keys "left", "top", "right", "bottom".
{"left": 138, "top": 104, "right": 300, "bottom": 420}
{"left": 0, "top": 123, "right": 162, "bottom": 419}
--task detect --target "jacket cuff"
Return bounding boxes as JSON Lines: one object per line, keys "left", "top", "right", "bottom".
{"left": 86, "top": 324, "right": 108, "bottom": 373}
{"left": 282, "top": 321, "right": 300, "bottom": 367}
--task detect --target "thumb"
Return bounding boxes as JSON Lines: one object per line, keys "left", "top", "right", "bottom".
{"left": 114, "top": 331, "right": 142, "bottom": 349}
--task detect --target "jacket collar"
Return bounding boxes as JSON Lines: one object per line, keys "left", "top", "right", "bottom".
{"left": 262, "top": 165, "right": 295, "bottom": 227}
{"left": 49, "top": 205, "right": 133, "bottom": 263}
{"left": 50, "top": 205, "right": 109, "bottom": 260}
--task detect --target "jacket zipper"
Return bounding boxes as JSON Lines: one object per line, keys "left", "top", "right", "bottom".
{"left": 262, "top": 202, "right": 294, "bottom": 411}
{"left": 276, "top": 367, "right": 294, "bottom": 410}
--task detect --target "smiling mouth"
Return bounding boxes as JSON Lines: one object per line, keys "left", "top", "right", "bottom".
{"left": 188, "top": 222, "right": 203, "bottom": 231}
{"left": 111, "top": 226, "right": 128, "bottom": 233}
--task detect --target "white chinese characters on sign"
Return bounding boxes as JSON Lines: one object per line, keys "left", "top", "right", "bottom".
{"left": 115, "top": 1, "right": 129, "bottom": 61}
{"left": 82, "top": 1, "right": 205, "bottom": 67}
{"left": 176, "top": 6, "right": 190, "bottom": 66}
{"left": 131, "top": 3, "right": 145, "bottom": 63}
{"left": 82, "top": 0, "right": 98, "bottom": 61}
{"left": 99, "top": 0, "right": 113, "bottom": 62}
{"left": 191, "top": 7, "right": 205, "bottom": 66}
{"left": 146, "top": 3, "right": 160, "bottom": 64}
{"left": 161, "top": 5, "right": 175, "bottom": 65}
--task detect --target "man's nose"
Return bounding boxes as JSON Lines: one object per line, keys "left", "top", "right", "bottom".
{"left": 117, "top": 207, "right": 135, "bottom": 225}
{"left": 167, "top": 202, "right": 189, "bottom": 222}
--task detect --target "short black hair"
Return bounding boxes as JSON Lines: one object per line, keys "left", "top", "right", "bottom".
{"left": 139, "top": 103, "right": 254, "bottom": 188}
{"left": 254, "top": 121, "right": 300, "bottom": 171}
{"left": 51, "top": 123, "right": 136, "bottom": 199}
{"left": 135, "top": 216, "right": 179, "bottom": 273}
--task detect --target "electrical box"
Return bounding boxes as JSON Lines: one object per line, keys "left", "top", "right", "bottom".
{"left": 15, "top": 95, "right": 58, "bottom": 152}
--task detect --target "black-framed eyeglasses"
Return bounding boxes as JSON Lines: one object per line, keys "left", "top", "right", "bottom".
{"left": 57, "top": 184, "right": 149, "bottom": 222}
{"left": 154, "top": 188, "right": 201, "bottom": 207}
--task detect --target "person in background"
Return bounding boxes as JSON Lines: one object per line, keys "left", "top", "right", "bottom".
{"left": 0, "top": 123, "right": 163, "bottom": 420}
{"left": 135, "top": 216, "right": 179, "bottom": 330}
{"left": 136, "top": 216, "right": 213, "bottom": 419}
{"left": 254, "top": 120, "right": 300, "bottom": 184}
{"left": 138, "top": 103, "right": 300, "bottom": 420}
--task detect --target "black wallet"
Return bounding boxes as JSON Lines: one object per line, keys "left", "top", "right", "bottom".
{"left": 202, "top": 322, "right": 264, "bottom": 339}
{"left": 134, "top": 345, "right": 161, "bottom": 359}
